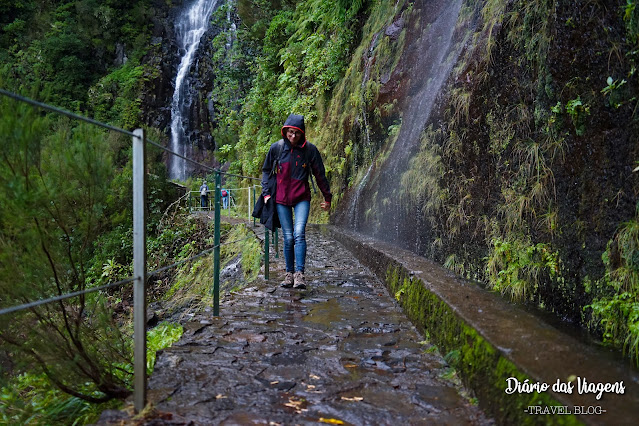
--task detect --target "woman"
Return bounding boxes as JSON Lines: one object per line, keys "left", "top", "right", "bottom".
{"left": 261, "top": 114, "right": 332, "bottom": 289}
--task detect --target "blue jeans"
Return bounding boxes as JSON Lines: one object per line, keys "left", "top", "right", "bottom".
{"left": 276, "top": 201, "right": 310, "bottom": 273}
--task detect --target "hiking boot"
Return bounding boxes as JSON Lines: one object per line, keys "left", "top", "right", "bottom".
{"left": 280, "top": 272, "right": 294, "bottom": 288}
{"left": 293, "top": 271, "right": 306, "bottom": 289}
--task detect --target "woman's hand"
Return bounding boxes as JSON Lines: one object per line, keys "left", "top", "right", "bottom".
{"left": 320, "top": 201, "right": 331, "bottom": 211}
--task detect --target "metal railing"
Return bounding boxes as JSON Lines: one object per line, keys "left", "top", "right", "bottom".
{"left": 188, "top": 184, "right": 261, "bottom": 221}
{"left": 0, "top": 89, "right": 275, "bottom": 413}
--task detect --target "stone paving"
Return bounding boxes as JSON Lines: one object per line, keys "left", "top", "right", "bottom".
{"left": 144, "top": 226, "right": 493, "bottom": 425}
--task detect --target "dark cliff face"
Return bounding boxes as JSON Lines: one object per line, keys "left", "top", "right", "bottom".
{"left": 331, "top": 0, "right": 639, "bottom": 325}
{"left": 177, "top": 24, "right": 219, "bottom": 158}
{"left": 442, "top": 0, "right": 639, "bottom": 322}
{"left": 139, "top": 0, "right": 180, "bottom": 132}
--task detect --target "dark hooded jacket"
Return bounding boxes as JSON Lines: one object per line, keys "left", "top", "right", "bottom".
{"left": 252, "top": 169, "right": 280, "bottom": 230}
{"left": 261, "top": 114, "right": 332, "bottom": 207}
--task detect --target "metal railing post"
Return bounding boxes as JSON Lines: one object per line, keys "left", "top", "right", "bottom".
{"left": 247, "top": 185, "right": 251, "bottom": 222}
{"left": 132, "top": 128, "right": 147, "bottom": 413}
{"left": 274, "top": 228, "right": 279, "bottom": 258}
{"left": 213, "top": 171, "right": 221, "bottom": 316}
{"left": 264, "top": 229, "right": 270, "bottom": 280}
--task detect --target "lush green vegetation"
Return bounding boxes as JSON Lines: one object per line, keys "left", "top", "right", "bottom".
{"left": 1, "top": 0, "right": 156, "bottom": 113}
{"left": 0, "top": 83, "right": 181, "bottom": 423}
{"left": 212, "top": 0, "right": 371, "bottom": 210}
{"left": 1, "top": 0, "right": 203, "bottom": 421}
{"left": 2, "top": 0, "right": 639, "bottom": 423}
{"left": 1, "top": 372, "right": 121, "bottom": 425}
{"left": 0, "top": 93, "right": 261, "bottom": 420}
{"left": 0, "top": 322, "right": 180, "bottom": 425}
{"left": 0, "top": 98, "right": 133, "bottom": 401}
{"left": 587, "top": 206, "right": 639, "bottom": 364}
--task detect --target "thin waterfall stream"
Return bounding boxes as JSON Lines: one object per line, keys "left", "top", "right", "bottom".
{"left": 343, "top": 0, "right": 464, "bottom": 243}
{"left": 169, "top": 0, "right": 220, "bottom": 181}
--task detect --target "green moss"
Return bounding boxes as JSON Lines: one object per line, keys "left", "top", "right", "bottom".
{"left": 485, "top": 237, "right": 561, "bottom": 302}
{"left": 385, "top": 264, "right": 581, "bottom": 425}
{"left": 221, "top": 224, "right": 263, "bottom": 282}
{"left": 163, "top": 223, "right": 261, "bottom": 315}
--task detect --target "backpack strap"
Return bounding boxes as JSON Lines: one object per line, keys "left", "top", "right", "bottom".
{"left": 269, "top": 139, "right": 286, "bottom": 177}
{"left": 278, "top": 139, "right": 286, "bottom": 163}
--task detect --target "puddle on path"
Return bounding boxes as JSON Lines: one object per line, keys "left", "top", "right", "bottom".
{"left": 304, "top": 298, "right": 349, "bottom": 328}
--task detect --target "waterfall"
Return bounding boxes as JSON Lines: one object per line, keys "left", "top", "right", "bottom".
{"left": 344, "top": 0, "right": 464, "bottom": 237}
{"left": 169, "top": 0, "right": 220, "bottom": 181}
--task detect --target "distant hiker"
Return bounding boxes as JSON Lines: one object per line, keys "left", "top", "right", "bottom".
{"left": 260, "top": 113, "right": 332, "bottom": 289}
{"left": 199, "top": 181, "right": 209, "bottom": 208}
{"left": 221, "top": 188, "right": 229, "bottom": 209}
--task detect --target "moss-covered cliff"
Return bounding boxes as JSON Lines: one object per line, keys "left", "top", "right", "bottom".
{"left": 316, "top": 0, "right": 639, "bottom": 362}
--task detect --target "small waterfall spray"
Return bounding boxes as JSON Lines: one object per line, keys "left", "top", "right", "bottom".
{"left": 169, "top": 0, "right": 220, "bottom": 181}
{"left": 349, "top": 163, "right": 373, "bottom": 229}
{"left": 343, "top": 0, "right": 464, "bottom": 238}
{"left": 346, "top": 32, "right": 379, "bottom": 231}
{"left": 226, "top": 4, "right": 236, "bottom": 51}
{"left": 360, "top": 32, "right": 378, "bottom": 157}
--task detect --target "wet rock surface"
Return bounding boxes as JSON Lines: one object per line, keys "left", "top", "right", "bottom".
{"left": 145, "top": 227, "right": 492, "bottom": 425}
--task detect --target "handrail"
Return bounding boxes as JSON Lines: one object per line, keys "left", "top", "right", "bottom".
{"left": 0, "top": 88, "right": 137, "bottom": 136}
{"left": 0, "top": 234, "right": 258, "bottom": 316}
{"left": 0, "top": 277, "right": 137, "bottom": 316}
{"left": 0, "top": 88, "right": 270, "bottom": 413}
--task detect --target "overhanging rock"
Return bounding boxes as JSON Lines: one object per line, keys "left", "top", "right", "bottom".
{"left": 320, "top": 225, "right": 639, "bottom": 425}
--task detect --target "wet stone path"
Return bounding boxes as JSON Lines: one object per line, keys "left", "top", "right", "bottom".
{"left": 147, "top": 227, "right": 492, "bottom": 425}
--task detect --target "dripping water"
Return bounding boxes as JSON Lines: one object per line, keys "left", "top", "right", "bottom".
{"left": 344, "top": 0, "right": 464, "bottom": 241}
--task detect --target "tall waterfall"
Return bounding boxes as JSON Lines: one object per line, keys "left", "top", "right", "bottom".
{"left": 169, "top": 0, "right": 220, "bottom": 181}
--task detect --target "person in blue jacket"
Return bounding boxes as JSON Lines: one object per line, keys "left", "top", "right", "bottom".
{"left": 221, "top": 188, "right": 229, "bottom": 209}
{"left": 260, "top": 114, "right": 332, "bottom": 289}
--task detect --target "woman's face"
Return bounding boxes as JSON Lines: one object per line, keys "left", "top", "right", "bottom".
{"left": 286, "top": 128, "right": 303, "bottom": 146}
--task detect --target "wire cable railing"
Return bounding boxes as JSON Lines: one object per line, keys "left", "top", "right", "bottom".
{"left": 188, "top": 184, "right": 262, "bottom": 223}
{"left": 0, "top": 88, "right": 275, "bottom": 413}
{"left": 0, "top": 233, "right": 260, "bottom": 317}
{"left": 0, "top": 277, "right": 137, "bottom": 316}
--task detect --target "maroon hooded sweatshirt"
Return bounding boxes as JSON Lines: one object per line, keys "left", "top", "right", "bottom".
{"left": 261, "top": 114, "right": 332, "bottom": 206}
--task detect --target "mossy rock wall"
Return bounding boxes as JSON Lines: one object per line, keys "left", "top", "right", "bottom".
{"left": 326, "top": 0, "right": 639, "bottom": 346}
{"left": 385, "top": 265, "right": 578, "bottom": 425}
